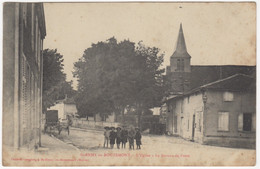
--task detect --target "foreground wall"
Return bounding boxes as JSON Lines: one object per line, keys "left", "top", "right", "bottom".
{"left": 203, "top": 90, "right": 256, "bottom": 148}
{"left": 166, "top": 93, "right": 205, "bottom": 143}
{"left": 3, "top": 3, "right": 45, "bottom": 150}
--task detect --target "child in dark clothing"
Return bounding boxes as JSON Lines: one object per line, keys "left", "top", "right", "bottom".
{"left": 135, "top": 128, "right": 142, "bottom": 149}
{"left": 109, "top": 127, "right": 117, "bottom": 149}
{"left": 128, "top": 126, "right": 136, "bottom": 150}
{"left": 116, "top": 127, "right": 122, "bottom": 149}
{"left": 121, "top": 125, "right": 128, "bottom": 149}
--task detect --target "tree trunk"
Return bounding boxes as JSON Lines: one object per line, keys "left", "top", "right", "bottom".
{"left": 121, "top": 107, "right": 125, "bottom": 123}
{"left": 136, "top": 103, "right": 142, "bottom": 129}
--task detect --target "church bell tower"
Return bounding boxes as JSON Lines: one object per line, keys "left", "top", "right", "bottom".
{"left": 169, "top": 23, "right": 191, "bottom": 94}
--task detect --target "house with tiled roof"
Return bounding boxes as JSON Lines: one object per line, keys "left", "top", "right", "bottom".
{"left": 164, "top": 24, "right": 256, "bottom": 148}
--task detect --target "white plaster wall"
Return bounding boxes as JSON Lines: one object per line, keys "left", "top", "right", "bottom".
{"left": 175, "top": 93, "right": 204, "bottom": 142}
{"left": 48, "top": 103, "right": 65, "bottom": 119}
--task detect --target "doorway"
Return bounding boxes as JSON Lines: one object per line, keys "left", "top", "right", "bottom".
{"left": 191, "top": 114, "right": 195, "bottom": 141}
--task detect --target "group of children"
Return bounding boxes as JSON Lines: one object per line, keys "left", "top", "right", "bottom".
{"left": 103, "top": 125, "right": 142, "bottom": 150}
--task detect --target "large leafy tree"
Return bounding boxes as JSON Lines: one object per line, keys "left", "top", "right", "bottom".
{"left": 73, "top": 37, "right": 166, "bottom": 126}
{"left": 42, "top": 49, "right": 75, "bottom": 112}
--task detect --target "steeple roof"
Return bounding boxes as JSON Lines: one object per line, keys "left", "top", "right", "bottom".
{"left": 171, "top": 23, "right": 191, "bottom": 58}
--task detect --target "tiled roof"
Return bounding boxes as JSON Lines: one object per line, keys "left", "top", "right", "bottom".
{"left": 165, "top": 73, "right": 255, "bottom": 102}
{"left": 190, "top": 65, "right": 256, "bottom": 89}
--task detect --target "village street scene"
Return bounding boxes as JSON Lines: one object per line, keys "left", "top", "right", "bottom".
{"left": 2, "top": 2, "right": 256, "bottom": 166}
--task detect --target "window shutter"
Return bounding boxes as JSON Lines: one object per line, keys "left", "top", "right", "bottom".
{"left": 218, "top": 113, "right": 222, "bottom": 130}
{"left": 218, "top": 112, "right": 229, "bottom": 131}
{"left": 223, "top": 113, "right": 229, "bottom": 131}
{"left": 223, "top": 92, "right": 234, "bottom": 101}
{"left": 238, "top": 113, "right": 243, "bottom": 131}
{"left": 252, "top": 113, "right": 256, "bottom": 131}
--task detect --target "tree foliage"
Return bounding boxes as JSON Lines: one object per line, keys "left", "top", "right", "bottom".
{"left": 43, "top": 49, "right": 76, "bottom": 112}
{"left": 73, "top": 37, "right": 166, "bottom": 122}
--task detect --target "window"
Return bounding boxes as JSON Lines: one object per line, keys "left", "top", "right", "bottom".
{"left": 180, "top": 59, "right": 184, "bottom": 71}
{"left": 23, "top": 4, "right": 27, "bottom": 27}
{"left": 31, "top": 4, "right": 35, "bottom": 51}
{"left": 218, "top": 112, "right": 229, "bottom": 131}
{"left": 223, "top": 92, "right": 234, "bottom": 101}
{"left": 177, "top": 59, "right": 180, "bottom": 71}
{"left": 177, "top": 59, "right": 184, "bottom": 71}
{"left": 238, "top": 113, "right": 255, "bottom": 131}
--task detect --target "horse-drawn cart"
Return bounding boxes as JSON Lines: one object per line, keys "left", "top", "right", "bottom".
{"left": 44, "top": 110, "right": 72, "bottom": 135}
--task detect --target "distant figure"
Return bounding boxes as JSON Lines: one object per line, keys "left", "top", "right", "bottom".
{"left": 128, "top": 126, "right": 136, "bottom": 150}
{"left": 135, "top": 128, "right": 142, "bottom": 149}
{"left": 103, "top": 126, "right": 110, "bottom": 148}
{"left": 67, "top": 116, "right": 73, "bottom": 135}
{"left": 121, "top": 125, "right": 128, "bottom": 149}
{"left": 109, "top": 127, "right": 117, "bottom": 149}
{"left": 57, "top": 118, "right": 62, "bottom": 135}
{"left": 44, "top": 119, "right": 48, "bottom": 134}
{"left": 116, "top": 127, "right": 122, "bottom": 149}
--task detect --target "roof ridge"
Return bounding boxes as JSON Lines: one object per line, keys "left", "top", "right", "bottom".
{"left": 199, "top": 73, "right": 253, "bottom": 89}
{"left": 191, "top": 65, "right": 256, "bottom": 67}
{"left": 182, "top": 73, "right": 254, "bottom": 97}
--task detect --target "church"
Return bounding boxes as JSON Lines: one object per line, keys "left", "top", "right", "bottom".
{"left": 164, "top": 24, "right": 256, "bottom": 148}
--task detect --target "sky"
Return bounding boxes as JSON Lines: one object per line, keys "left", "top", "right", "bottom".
{"left": 43, "top": 2, "right": 256, "bottom": 89}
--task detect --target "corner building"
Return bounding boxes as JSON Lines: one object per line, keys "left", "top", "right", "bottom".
{"left": 3, "top": 3, "right": 46, "bottom": 150}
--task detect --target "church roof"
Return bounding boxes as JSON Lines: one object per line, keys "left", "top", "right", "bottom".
{"left": 190, "top": 65, "right": 256, "bottom": 89}
{"left": 198, "top": 73, "right": 255, "bottom": 92}
{"left": 171, "top": 23, "right": 191, "bottom": 58}
{"left": 165, "top": 73, "right": 255, "bottom": 103}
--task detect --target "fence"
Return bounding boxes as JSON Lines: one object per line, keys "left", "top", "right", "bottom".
{"left": 72, "top": 119, "right": 120, "bottom": 130}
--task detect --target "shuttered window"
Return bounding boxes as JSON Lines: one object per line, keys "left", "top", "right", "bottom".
{"left": 223, "top": 92, "right": 234, "bottom": 101}
{"left": 20, "top": 56, "right": 25, "bottom": 128}
{"left": 238, "top": 113, "right": 243, "bottom": 131}
{"left": 177, "top": 59, "right": 180, "bottom": 71}
{"left": 218, "top": 112, "right": 229, "bottom": 131}
{"left": 252, "top": 113, "right": 256, "bottom": 131}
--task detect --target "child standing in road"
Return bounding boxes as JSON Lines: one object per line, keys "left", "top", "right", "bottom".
{"left": 109, "top": 127, "right": 117, "bottom": 149}
{"left": 116, "top": 127, "right": 122, "bottom": 149}
{"left": 121, "top": 125, "right": 128, "bottom": 149}
{"left": 103, "top": 126, "right": 110, "bottom": 148}
{"left": 135, "top": 128, "right": 142, "bottom": 149}
{"left": 128, "top": 126, "right": 136, "bottom": 150}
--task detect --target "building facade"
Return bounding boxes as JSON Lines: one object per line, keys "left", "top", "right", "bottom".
{"left": 165, "top": 74, "right": 256, "bottom": 148}
{"left": 48, "top": 97, "right": 77, "bottom": 120}
{"left": 165, "top": 24, "right": 256, "bottom": 148}
{"left": 3, "top": 3, "right": 46, "bottom": 150}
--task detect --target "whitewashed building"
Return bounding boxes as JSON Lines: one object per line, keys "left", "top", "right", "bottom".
{"left": 48, "top": 97, "right": 77, "bottom": 120}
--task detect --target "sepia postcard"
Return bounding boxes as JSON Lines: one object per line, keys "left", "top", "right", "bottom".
{"left": 2, "top": 1, "right": 257, "bottom": 166}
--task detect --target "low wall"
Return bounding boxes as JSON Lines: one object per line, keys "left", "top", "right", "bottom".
{"left": 203, "top": 136, "right": 256, "bottom": 149}
{"left": 72, "top": 119, "right": 120, "bottom": 130}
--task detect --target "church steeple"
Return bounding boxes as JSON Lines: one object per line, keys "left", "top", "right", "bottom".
{"left": 168, "top": 23, "right": 191, "bottom": 94}
{"left": 170, "top": 23, "right": 191, "bottom": 73}
{"left": 171, "top": 23, "right": 191, "bottom": 58}
{"left": 176, "top": 23, "right": 186, "bottom": 53}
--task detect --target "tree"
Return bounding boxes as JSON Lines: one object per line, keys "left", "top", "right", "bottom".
{"left": 42, "top": 49, "right": 75, "bottom": 112}
{"left": 73, "top": 37, "right": 166, "bottom": 126}
{"left": 128, "top": 42, "right": 165, "bottom": 127}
